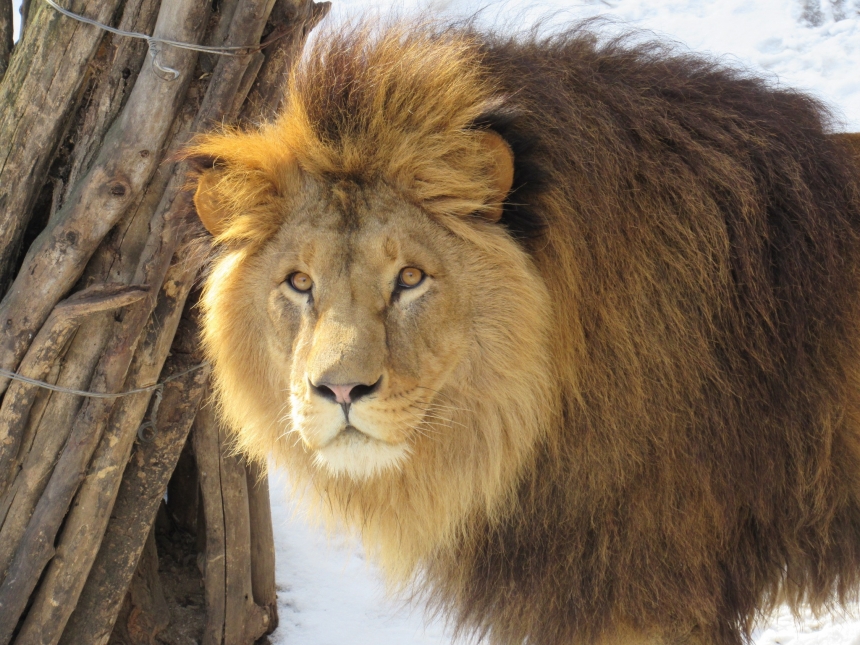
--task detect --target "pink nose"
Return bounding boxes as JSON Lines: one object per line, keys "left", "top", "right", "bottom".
{"left": 328, "top": 384, "right": 355, "bottom": 404}
{"left": 309, "top": 378, "right": 382, "bottom": 407}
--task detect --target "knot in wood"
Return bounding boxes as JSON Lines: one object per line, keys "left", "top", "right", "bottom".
{"left": 109, "top": 182, "right": 128, "bottom": 197}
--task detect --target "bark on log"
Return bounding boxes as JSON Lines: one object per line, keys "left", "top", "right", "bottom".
{"left": 222, "top": 447, "right": 270, "bottom": 644}
{"left": 59, "top": 358, "right": 210, "bottom": 645}
{"left": 247, "top": 460, "right": 279, "bottom": 633}
{"left": 194, "top": 401, "right": 228, "bottom": 645}
{"left": 110, "top": 526, "right": 171, "bottom": 645}
{"left": 195, "top": 0, "right": 278, "bottom": 129}
{"left": 241, "top": 0, "right": 330, "bottom": 122}
{"left": 0, "top": 284, "right": 148, "bottom": 490}
{"left": 0, "top": 0, "right": 208, "bottom": 395}
{"left": 0, "top": 0, "right": 126, "bottom": 294}
{"left": 0, "top": 323, "right": 110, "bottom": 581}
{"left": 58, "top": 0, "right": 161, "bottom": 213}
{"left": 0, "top": 0, "right": 11, "bottom": 81}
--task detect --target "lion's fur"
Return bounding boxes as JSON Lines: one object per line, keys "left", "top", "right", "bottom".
{"left": 188, "top": 19, "right": 860, "bottom": 645}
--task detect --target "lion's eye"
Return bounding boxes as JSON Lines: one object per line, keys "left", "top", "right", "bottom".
{"left": 288, "top": 272, "right": 313, "bottom": 293}
{"left": 398, "top": 267, "right": 425, "bottom": 289}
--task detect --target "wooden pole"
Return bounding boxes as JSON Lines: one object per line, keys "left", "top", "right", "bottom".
{"left": 247, "top": 460, "right": 279, "bottom": 632}
{"left": 0, "top": 0, "right": 12, "bottom": 81}
{"left": 60, "top": 357, "right": 210, "bottom": 645}
{"left": 0, "top": 0, "right": 127, "bottom": 294}
{"left": 0, "top": 1, "right": 330, "bottom": 642}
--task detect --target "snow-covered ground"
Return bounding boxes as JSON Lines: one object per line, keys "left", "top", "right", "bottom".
{"left": 268, "top": 470, "right": 454, "bottom": 645}
{"left": 266, "top": 2, "right": 860, "bottom": 644}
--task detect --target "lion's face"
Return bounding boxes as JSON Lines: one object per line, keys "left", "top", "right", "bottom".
{"left": 199, "top": 159, "right": 555, "bottom": 491}
{"left": 253, "top": 180, "right": 475, "bottom": 479}
{"left": 191, "top": 84, "right": 557, "bottom": 570}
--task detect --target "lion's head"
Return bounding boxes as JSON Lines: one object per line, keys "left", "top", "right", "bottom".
{"left": 188, "top": 25, "right": 554, "bottom": 577}
{"left": 188, "top": 19, "right": 860, "bottom": 645}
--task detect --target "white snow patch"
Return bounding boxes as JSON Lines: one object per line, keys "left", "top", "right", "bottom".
{"left": 268, "top": 469, "right": 453, "bottom": 645}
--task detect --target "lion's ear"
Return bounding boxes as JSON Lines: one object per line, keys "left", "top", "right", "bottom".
{"left": 193, "top": 166, "right": 231, "bottom": 237}
{"left": 478, "top": 130, "right": 514, "bottom": 223}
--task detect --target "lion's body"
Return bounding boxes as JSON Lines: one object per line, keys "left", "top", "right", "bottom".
{"left": 189, "top": 22, "right": 860, "bottom": 645}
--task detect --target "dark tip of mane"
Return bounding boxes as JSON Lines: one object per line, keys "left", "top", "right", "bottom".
{"left": 183, "top": 154, "right": 220, "bottom": 174}
{"left": 471, "top": 105, "right": 549, "bottom": 242}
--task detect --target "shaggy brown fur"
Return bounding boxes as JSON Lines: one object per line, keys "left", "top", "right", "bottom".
{"left": 187, "top": 20, "right": 860, "bottom": 645}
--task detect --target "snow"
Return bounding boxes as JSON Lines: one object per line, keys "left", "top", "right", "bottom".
{"left": 11, "top": 0, "right": 860, "bottom": 642}
{"left": 268, "top": 470, "right": 454, "bottom": 645}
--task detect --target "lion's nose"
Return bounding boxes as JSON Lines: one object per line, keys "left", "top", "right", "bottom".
{"left": 310, "top": 378, "right": 381, "bottom": 405}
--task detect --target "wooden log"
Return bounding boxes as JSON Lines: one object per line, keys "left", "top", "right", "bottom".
{"left": 109, "top": 526, "right": 171, "bottom": 645}
{"left": 221, "top": 446, "right": 269, "bottom": 644}
{"left": 0, "top": 0, "right": 11, "bottom": 81}
{"left": 13, "top": 0, "right": 289, "bottom": 614}
{"left": 0, "top": 0, "right": 167, "bottom": 594}
{"left": 0, "top": 0, "right": 209, "bottom": 395}
{"left": 0, "top": 365, "right": 57, "bottom": 528}
{"left": 246, "top": 461, "right": 279, "bottom": 634}
{"left": 12, "top": 243, "right": 201, "bottom": 645}
{"left": 58, "top": 357, "right": 209, "bottom": 645}
{"left": 0, "top": 284, "right": 149, "bottom": 492}
{"left": 0, "top": 316, "right": 113, "bottom": 581}
{"left": 194, "top": 0, "right": 277, "bottom": 129}
{"left": 0, "top": 84, "right": 203, "bottom": 536}
{"left": 193, "top": 400, "right": 227, "bottom": 645}
{"left": 0, "top": 173, "right": 178, "bottom": 586}
{"left": 240, "top": 0, "right": 330, "bottom": 122}
{"left": 59, "top": 0, "right": 161, "bottom": 211}
{"left": 0, "top": 2, "right": 329, "bottom": 641}
{"left": 0, "top": 387, "right": 120, "bottom": 643}
{"left": 0, "top": 196, "right": 185, "bottom": 641}
{"left": 203, "top": 0, "right": 242, "bottom": 73}
{"left": 0, "top": 1, "right": 212, "bottom": 636}
{"left": 0, "top": 0, "right": 125, "bottom": 293}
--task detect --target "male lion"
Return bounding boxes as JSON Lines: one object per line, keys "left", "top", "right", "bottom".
{"left": 187, "top": 21, "right": 860, "bottom": 645}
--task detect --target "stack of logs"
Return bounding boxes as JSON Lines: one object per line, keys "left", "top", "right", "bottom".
{"left": 0, "top": 0, "right": 328, "bottom": 642}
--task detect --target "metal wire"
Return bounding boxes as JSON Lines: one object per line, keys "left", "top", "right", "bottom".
{"left": 43, "top": 0, "right": 257, "bottom": 80}
{"left": 0, "top": 361, "right": 208, "bottom": 438}
{"left": 0, "top": 363, "right": 208, "bottom": 399}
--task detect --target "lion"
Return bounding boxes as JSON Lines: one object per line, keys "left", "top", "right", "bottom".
{"left": 185, "top": 20, "right": 860, "bottom": 645}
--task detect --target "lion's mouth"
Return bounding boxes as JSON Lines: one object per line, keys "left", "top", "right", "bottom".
{"left": 314, "top": 423, "right": 410, "bottom": 479}
{"left": 321, "top": 424, "right": 373, "bottom": 447}
{"left": 341, "top": 424, "right": 365, "bottom": 438}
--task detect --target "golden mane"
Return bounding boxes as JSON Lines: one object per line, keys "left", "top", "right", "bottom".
{"left": 188, "top": 19, "right": 860, "bottom": 645}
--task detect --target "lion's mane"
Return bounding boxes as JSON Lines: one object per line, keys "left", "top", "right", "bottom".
{"left": 192, "top": 20, "right": 860, "bottom": 645}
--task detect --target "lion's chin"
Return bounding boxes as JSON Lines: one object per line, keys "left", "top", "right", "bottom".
{"left": 312, "top": 425, "right": 410, "bottom": 480}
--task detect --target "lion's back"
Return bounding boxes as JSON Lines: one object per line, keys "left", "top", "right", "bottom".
{"left": 434, "top": 28, "right": 860, "bottom": 645}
